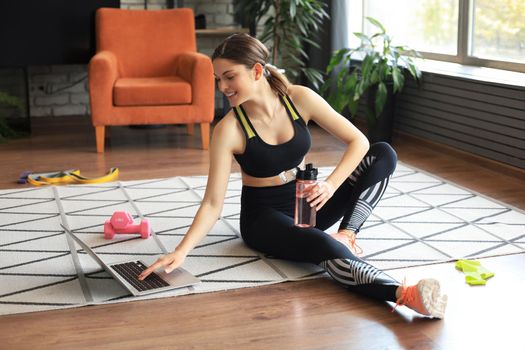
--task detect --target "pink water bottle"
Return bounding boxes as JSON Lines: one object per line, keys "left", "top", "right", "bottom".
{"left": 294, "top": 163, "right": 318, "bottom": 228}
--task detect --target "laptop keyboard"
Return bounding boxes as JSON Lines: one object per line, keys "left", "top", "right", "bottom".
{"left": 111, "top": 261, "right": 170, "bottom": 292}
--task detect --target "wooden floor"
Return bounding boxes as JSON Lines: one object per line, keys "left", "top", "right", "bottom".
{"left": 1, "top": 116, "right": 524, "bottom": 350}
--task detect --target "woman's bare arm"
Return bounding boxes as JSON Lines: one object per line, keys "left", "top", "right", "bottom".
{"left": 289, "top": 85, "right": 370, "bottom": 209}
{"left": 139, "top": 114, "right": 241, "bottom": 279}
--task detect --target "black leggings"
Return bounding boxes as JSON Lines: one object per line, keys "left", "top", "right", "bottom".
{"left": 240, "top": 142, "right": 400, "bottom": 301}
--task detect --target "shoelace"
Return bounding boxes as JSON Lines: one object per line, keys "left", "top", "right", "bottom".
{"left": 392, "top": 277, "right": 409, "bottom": 312}
{"left": 392, "top": 277, "right": 429, "bottom": 316}
{"left": 330, "top": 231, "right": 363, "bottom": 256}
{"left": 347, "top": 232, "right": 363, "bottom": 256}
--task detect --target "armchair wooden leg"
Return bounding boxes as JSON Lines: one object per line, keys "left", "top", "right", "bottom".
{"left": 187, "top": 124, "right": 195, "bottom": 135}
{"left": 200, "top": 123, "right": 210, "bottom": 150}
{"left": 95, "top": 126, "right": 105, "bottom": 153}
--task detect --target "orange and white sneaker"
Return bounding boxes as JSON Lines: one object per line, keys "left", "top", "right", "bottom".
{"left": 395, "top": 278, "right": 448, "bottom": 319}
{"left": 330, "top": 230, "right": 363, "bottom": 256}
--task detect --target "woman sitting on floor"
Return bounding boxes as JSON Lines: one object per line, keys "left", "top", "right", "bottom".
{"left": 139, "top": 33, "right": 447, "bottom": 319}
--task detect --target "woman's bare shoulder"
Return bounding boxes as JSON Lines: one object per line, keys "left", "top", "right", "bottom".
{"left": 287, "top": 84, "right": 316, "bottom": 100}
{"left": 212, "top": 109, "right": 244, "bottom": 152}
{"left": 214, "top": 110, "right": 237, "bottom": 132}
{"left": 286, "top": 85, "right": 323, "bottom": 120}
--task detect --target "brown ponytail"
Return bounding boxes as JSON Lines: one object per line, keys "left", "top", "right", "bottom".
{"left": 212, "top": 33, "right": 290, "bottom": 96}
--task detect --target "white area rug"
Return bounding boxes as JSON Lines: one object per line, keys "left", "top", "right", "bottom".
{"left": 1, "top": 163, "right": 524, "bottom": 315}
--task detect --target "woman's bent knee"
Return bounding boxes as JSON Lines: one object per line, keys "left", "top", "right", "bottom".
{"left": 370, "top": 142, "right": 397, "bottom": 173}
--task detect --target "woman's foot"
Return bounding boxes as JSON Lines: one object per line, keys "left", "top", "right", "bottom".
{"left": 395, "top": 278, "right": 448, "bottom": 319}
{"left": 329, "top": 229, "right": 363, "bottom": 256}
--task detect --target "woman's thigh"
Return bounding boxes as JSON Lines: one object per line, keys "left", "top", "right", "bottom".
{"left": 316, "top": 181, "right": 355, "bottom": 231}
{"left": 241, "top": 207, "right": 352, "bottom": 264}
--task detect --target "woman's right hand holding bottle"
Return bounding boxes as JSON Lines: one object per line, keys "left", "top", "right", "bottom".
{"left": 138, "top": 247, "right": 187, "bottom": 280}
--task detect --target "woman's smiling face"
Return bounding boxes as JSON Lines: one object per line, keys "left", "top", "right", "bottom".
{"left": 213, "top": 58, "right": 259, "bottom": 107}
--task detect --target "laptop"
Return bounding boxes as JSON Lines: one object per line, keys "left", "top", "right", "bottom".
{"left": 61, "top": 224, "right": 200, "bottom": 296}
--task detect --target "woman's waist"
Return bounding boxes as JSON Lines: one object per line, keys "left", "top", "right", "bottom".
{"left": 241, "top": 181, "right": 295, "bottom": 210}
{"left": 241, "top": 168, "right": 299, "bottom": 187}
{"left": 240, "top": 156, "right": 304, "bottom": 187}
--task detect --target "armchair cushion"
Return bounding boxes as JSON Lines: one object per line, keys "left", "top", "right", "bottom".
{"left": 114, "top": 76, "right": 192, "bottom": 106}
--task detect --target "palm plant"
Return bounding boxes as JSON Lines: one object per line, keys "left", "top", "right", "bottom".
{"left": 233, "top": 0, "right": 271, "bottom": 36}
{"left": 234, "top": 0, "right": 329, "bottom": 89}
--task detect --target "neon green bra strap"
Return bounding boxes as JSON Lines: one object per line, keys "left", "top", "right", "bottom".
{"left": 281, "top": 94, "right": 300, "bottom": 121}
{"left": 234, "top": 105, "right": 256, "bottom": 139}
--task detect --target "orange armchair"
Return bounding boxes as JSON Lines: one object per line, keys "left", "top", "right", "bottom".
{"left": 88, "top": 8, "right": 214, "bottom": 153}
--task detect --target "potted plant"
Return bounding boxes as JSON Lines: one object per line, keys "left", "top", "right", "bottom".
{"left": 322, "top": 17, "right": 421, "bottom": 143}
{"left": 234, "top": 0, "right": 329, "bottom": 89}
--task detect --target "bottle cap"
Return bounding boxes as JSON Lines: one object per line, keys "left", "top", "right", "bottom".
{"left": 296, "top": 163, "right": 318, "bottom": 180}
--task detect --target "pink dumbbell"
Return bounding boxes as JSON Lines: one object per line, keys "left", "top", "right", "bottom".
{"left": 104, "top": 211, "right": 151, "bottom": 239}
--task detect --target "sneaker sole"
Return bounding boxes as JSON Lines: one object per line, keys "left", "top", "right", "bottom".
{"left": 418, "top": 278, "right": 448, "bottom": 319}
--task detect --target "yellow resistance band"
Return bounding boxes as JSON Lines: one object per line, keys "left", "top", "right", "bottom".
{"left": 27, "top": 168, "right": 119, "bottom": 186}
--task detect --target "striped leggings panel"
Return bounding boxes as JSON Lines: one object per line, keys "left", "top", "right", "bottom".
{"left": 338, "top": 142, "right": 396, "bottom": 233}
{"left": 320, "top": 257, "right": 399, "bottom": 301}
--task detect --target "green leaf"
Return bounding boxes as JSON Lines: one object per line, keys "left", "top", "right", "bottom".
{"left": 290, "top": 0, "right": 297, "bottom": 18}
{"left": 302, "top": 67, "right": 324, "bottom": 89}
{"left": 361, "top": 55, "right": 375, "bottom": 86}
{"left": 366, "top": 17, "right": 386, "bottom": 33}
{"left": 302, "top": 36, "right": 321, "bottom": 48}
{"left": 296, "top": 18, "right": 306, "bottom": 34}
{"left": 0, "top": 92, "right": 23, "bottom": 109}
{"left": 405, "top": 62, "right": 419, "bottom": 81}
{"left": 336, "top": 67, "right": 349, "bottom": 85}
{"left": 375, "top": 82, "right": 388, "bottom": 116}
{"left": 327, "top": 93, "right": 336, "bottom": 107}
{"left": 355, "top": 80, "right": 367, "bottom": 100}
{"left": 348, "top": 98, "right": 359, "bottom": 117}
{"left": 289, "top": 54, "right": 304, "bottom": 66}
{"left": 370, "top": 67, "right": 379, "bottom": 85}
{"left": 343, "top": 74, "right": 358, "bottom": 105}
{"left": 392, "top": 66, "right": 402, "bottom": 93}
{"left": 354, "top": 32, "right": 372, "bottom": 44}
{"left": 365, "top": 106, "right": 376, "bottom": 127}
{"left": 309, "top": 68, "right": 324, "bottom": 82}
{"left": 320, "top": 82, "right": 328, "bottom": 95}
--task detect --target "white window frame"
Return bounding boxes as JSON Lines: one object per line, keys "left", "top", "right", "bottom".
{"left": 357, "top": 0, "right": 525, "bottom": 73}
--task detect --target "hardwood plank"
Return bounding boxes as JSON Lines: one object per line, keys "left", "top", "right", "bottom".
{"left": 0, "top": 116, "right": 524, "bottom": 350}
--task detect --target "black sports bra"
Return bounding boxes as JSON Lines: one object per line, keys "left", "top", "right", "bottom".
{"left": 233, "top": 94, "right": 311, "bottom": 178}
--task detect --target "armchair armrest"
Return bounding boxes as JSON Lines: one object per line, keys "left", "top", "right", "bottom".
{"left": 88, "top": 51, "right": 119, "bottom": 125}
{"left": 174, "top": 52, "right": 214, "bottom": 113}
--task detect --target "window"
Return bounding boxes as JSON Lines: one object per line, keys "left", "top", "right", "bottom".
{"left": 347, "top": 0, "right": 525, "bottom": 73}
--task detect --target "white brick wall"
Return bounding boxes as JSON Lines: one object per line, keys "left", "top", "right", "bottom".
{"left": 29, "top": 65, "right": 89, "bottom": 117}
{"left": 28, "top": 0, "right": 236, "bottom": 117}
